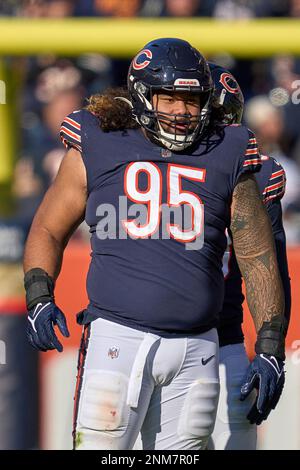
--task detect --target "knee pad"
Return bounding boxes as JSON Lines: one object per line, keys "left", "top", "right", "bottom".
{"left": 177, "top": 379, "right": 220, "bottom": 441}
{"left": 77, "top": 370, "right": 129, "bottom": 435}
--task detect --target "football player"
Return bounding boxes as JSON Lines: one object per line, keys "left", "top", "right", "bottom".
{"left": 24, "top": 38, "right": 286, "bottom": 450}
{"left": 207, "top": 63, "right": 291, "bottom": 450}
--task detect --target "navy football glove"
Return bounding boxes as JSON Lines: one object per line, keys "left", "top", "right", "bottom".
{"left": 27, "top": 301, "right": 70, "bottom": 352}
{"left": 240, "top": 353, "right": 285, "bottom": 425}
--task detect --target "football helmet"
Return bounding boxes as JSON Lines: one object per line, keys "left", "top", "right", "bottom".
{"left": 127, "top": 38, "right": 213, "bottom": 151}
{"left": 209, "top": 63, "right": 244, "bottom": 125}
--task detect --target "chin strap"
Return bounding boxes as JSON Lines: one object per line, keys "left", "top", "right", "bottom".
{"left": 157, "top": 121, "right": 195, "bottom": 151}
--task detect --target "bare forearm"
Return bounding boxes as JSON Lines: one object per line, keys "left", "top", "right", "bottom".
{"left": 23, "top": 225, "right": 65, "bottom": 281}
{"left": 230, "top": 174, "right": 285, "bottom": 332}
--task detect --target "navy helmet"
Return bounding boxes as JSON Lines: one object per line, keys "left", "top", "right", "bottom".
{"left": 209, "top": 63, "right": 244, "bottom": 125}
{"left": 127, "top": 38, "right": 213, "bottom": 151}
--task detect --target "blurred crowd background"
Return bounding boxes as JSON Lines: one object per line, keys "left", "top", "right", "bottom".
{"left": 1, "top": 0, "right": 300, "bottom": 450}
{"left": 1, "top": 0, "right": 300, "bottom": 243}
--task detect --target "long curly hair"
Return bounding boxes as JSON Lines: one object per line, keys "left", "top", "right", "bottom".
{"left": 85, "top": 87, "right": 139, "bottom": 132}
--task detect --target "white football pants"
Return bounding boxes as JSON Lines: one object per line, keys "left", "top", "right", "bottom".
{"left": 73, "top": 317, "right": 220, "bottom": 450}
{"left": 208, "top": 343, "right": 257, "bottom": 450}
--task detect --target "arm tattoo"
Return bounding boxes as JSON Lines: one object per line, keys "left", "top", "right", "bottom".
{"left": 230, "top": 174, "right": 285, "bottom": 332}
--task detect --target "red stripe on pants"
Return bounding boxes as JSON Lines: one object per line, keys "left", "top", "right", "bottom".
{"left": 72, "top": 323, "right": 90, "bottom": 449}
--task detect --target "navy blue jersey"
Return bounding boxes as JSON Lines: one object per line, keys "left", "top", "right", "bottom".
{"left": 219, "top": 155, "right": 291, "bottom": 346}
{"left": 60, "top": 110, "right": 261, "bottom": 336}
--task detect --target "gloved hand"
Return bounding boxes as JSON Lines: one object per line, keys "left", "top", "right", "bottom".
{"left": 240, "top": 353, "right": 285, "bottom": 425}
{"left": 27, "top": 301, "right": 70, "bottom": 352}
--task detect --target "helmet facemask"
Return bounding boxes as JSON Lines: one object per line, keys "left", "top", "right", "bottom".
{"left": 131, "top": 80, "right": 212, "bottom": 151}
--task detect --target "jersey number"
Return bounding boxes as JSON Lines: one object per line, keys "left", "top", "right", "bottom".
{"left": 123, "top": 162, "right": 206, "bottom": 243}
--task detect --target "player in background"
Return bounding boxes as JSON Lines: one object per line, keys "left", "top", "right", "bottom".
{"left": 23, "top": 39, "right": 286, "bottom": 450}
{"left": 207, "top": 63, "right": 291, "bottom": 450}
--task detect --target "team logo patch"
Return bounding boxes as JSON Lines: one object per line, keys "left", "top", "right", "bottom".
{"left": 219, "top": 72, "right": 240, "bottom": 94}
{"left": 108, "top": 347, "right": 120, "bottom": 359}
{"left": 132, "top": 49, "right": 152, "bottom": 70}
{"left": 161, "top": 148, "right": 172, "bottom": 158}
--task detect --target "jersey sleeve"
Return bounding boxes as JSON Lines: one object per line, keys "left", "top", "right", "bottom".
{"left": 60, "top": 110, "right": 83, "bottom": 153}
{"left": 262, "top": 158, "right": 286, "bottom": 203}
{"left": 266, "top": 199, "right": 291, "bottom": 327}
{"left": 240, "top": 128, "right": 262, "bottom": 174}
